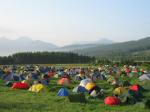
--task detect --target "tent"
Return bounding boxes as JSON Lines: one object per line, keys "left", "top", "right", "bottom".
{"left": 90, "top": 90, "right": 102, "bottom": 98}
{"left": 139, "top": 74, "right": 150, "bottom": 81}
{"left": 73, "top": 86, "right": 87, "bottom": 93}
{"left": 2, "top": 73, "right": 13, "bottom": 82}
{"left": 41, "top": 74, "right": 50, "bottom": 85}
{"left": 129, "top": 85, "right": 144, "bottom": 92}
{"left": 29, "top": 83, "right": 44, "bottom": 92}
{"left": 104, "top": 96, "right": 121, "bottom": 105}
{"left": 22, "top": 79, "right": 34, "bottom": 86}
{"left": 58, "top": 78, "right": 71, "bottom": 85}
{"left": 79, "top": 78, "right": 92, "bottom": 87}
{"left": 85, "top": 82, "right": 96, "bottom": 91}
{"left": 140, "top": 80, "right": 150, "bottom": 90}
{"left": 75, "top": 74, "right": 86, "bottom": 81}
{"left": 48, "top": 71, "right": 55, "bottom": 78}
{"left": 57, "top": 87, "right": 69, "bottom": 96}
{"left": 41, "top": 79, "right": 49, "bottom": 86}
{"left": 54, "top": 74, "right": 59, "bottom": 78}
{"left": 31, "top": 73, "right": 39, "bottom": 80}
{"left": 13, "top": 75, "right": 20, "bottom": 81}
{"left": 120, "top": 90, "right": 143, "bottom": 104}
{"left": 12, "top": 82, "right": 29, "bottom": 89}
{"left": 5, "top": 81, "right": 13, "bottom": 87}
{"left": 113, "top": 87, "right": 126, "bottom": 96}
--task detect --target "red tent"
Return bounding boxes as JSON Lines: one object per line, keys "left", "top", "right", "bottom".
{"left": 12, "top": 82, "right": 29, "bottom": 89}
{"left": 130, "top": 85, "right": 139, "bottom": 92}
{"left": 104, "top": 96, "right": 121, "bottom": 105}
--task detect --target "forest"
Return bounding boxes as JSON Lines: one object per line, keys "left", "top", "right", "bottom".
{"left": 0, "top": 52, "right": 94, "bottom": 64}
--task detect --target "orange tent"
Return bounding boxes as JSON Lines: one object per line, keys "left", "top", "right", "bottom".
{"left": 48, "top": 71, "right": 55, "bottom": 78}
{"left": 58, "top": 78, "right": 71, "bottom": 85}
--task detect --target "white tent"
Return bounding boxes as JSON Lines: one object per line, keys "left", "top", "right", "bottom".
{"left": 139, "top": 74, "right": 150, "bottom": 81}
{"left": 79, "top": 78, "right": 92, "bottom": 87}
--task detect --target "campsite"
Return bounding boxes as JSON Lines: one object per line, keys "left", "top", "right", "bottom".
{"left": 0, "top": 64, "right": 150, "bottom": 112}
{"left": 0, "top": 0, "right": 150, "bottom": 112}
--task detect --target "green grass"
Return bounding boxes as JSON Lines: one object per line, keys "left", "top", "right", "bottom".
{"left": 0, "top": 78, "right": 150, "bottom": 112}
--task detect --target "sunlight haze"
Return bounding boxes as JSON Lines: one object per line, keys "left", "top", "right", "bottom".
{"left": 0, "top": 0, "right": 150, "bottom": 46}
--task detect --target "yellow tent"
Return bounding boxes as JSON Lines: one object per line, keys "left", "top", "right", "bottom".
{"left": 29, "top": 84, "right": 44, "bottom": 92}
{"left": 113, "top": 87, "right": 126, "bottom": 96}
{"left": 85, "top": 82, "right": 96, "bottom": 91}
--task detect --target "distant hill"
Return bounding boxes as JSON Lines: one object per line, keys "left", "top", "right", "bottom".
{"left": 1, "top": 37, "right": 150, "bottom": 58}
{"left": 0, "top": 37, "right": 58, "bottom": 56}
{"left": 75, "top": 37, "right": 150, "bottom": 57}
{"left": 73, "top": 38, "right": 114, "bottom": 45}
{"left": 56, "top": 38, "right": 114, "bottom": 51}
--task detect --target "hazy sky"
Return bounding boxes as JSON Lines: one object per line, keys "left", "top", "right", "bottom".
{"left": 0, "top": 0, "right": 150, "bottom": 46}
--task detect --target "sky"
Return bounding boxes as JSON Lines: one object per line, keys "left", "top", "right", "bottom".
{"left": 0, "top": 0, "right": 150, "bottom": 46}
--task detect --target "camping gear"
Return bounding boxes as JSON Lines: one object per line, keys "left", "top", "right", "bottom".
{"left": 57, "top": 87, "right": 69, "bottom": 96}
{"left": 79, "top": 78, "right": 92, "bottom": 87}
{"left": 12, "top": 82, "right": 29, "bottom": 89}
{"left": 68, "top": 93, "right": 86, "bottom": 103}
{"left": 41, "top": 79, "right": 49, "bottom": 86}
{"left": 140, "top": 80, "right": 150, "bottom": 90}
{"left": 129, "top": 85, "right": 144, "bottom": 92}
{"left": 22, "top": 79, "right": 34, "bottom": 86}
{"left": 58, "top": 78, "right": 71, "bottom": 85}
{"left": 139, "top": 74, "right": 150, "bottom": 81}
{"left": 2, "top": 73, "right": 13, "bottom": 82}
{"left": 85, "top": 82, "right": 96, "bottom": 91}
{"left": 48, "top": 71, "right": 55, "bottom": 78}
{"left": 130, "top": 85, "right": 139, "bottom": 91}
{"left": 5, "top": 81, "right": 13, "bottom": 87}
{"left": 29, "top": 83, "right": 44, "bottom": 92}
{"left": 90, "top": 90, "right": 97, "bottom": 97}
{"left": 72, "top": 86, "right": 87, "bottom": 93}
{"left": 13, "top": 75, "right": 20, "bottom": 81}
{"left": 120, "top": 89, "right": 143, "bottom": 104}
{"left": 90, "top": 89, "right": 103, "bottom": 98}
{"left": 104, "top": 96, "right": 121, "bottom": 105}
{"left": 113, "top": 87, "right": 126, "bottom": 96}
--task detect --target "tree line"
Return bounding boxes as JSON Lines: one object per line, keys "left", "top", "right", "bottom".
{"left": 93, "top": 54, "right": 150, "bottom": 66}
{"left": 0, "top": 52, "right": 95, "bottom": 65}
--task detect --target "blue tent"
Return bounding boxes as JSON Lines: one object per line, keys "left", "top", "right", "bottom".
{"left": 41, "top": 79, "right": 49, "bottom": 86}
{"left": 0, "top": 69, "right": 3, "bottom": 78}
{"left": 57, "top": 87, "right": 69, "bottom": 96}
{"left": 2, "top": 73, "right": 13, "bottom": 82}
{"left": 19, "top": 74, "right": 25, "bottom": 81}
{"left": 13, "top": 75, "right": 20, "bottom": 81}
{"left": 31, "top": 73, "right": 39, "bottom": 80}
{"left": 73, "top": 86, "right": 88, "bottom": 93}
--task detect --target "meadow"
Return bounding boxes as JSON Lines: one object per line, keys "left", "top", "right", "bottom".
{"left": 0, "top": 76, "right": 150, "bottom": 112}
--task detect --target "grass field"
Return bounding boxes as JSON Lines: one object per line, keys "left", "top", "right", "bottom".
{"left": 0, "top": 77, "right": 150, "bottom": 112}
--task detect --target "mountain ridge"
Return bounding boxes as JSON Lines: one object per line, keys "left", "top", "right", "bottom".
{"left": 0, "top": 37, "right": 58, "bottom": 56}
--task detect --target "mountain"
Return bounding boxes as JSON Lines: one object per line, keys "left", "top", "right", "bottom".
{"left": 1, "top": 36, "right": 150, "bottom": 58}
{"left": 75, "top": 37, "right": 150, "bottom": 57}
{"left": 0, "top": 37, "right": 58, "bottom": 56}
{"left": 73, "top": 38, "right": 114, "bottom": 45}
{"left": 91, "top": 38, "right": 114, "bottom": 44}
{"left": 56, "top": 38, "right": 114, "bottom": 51}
